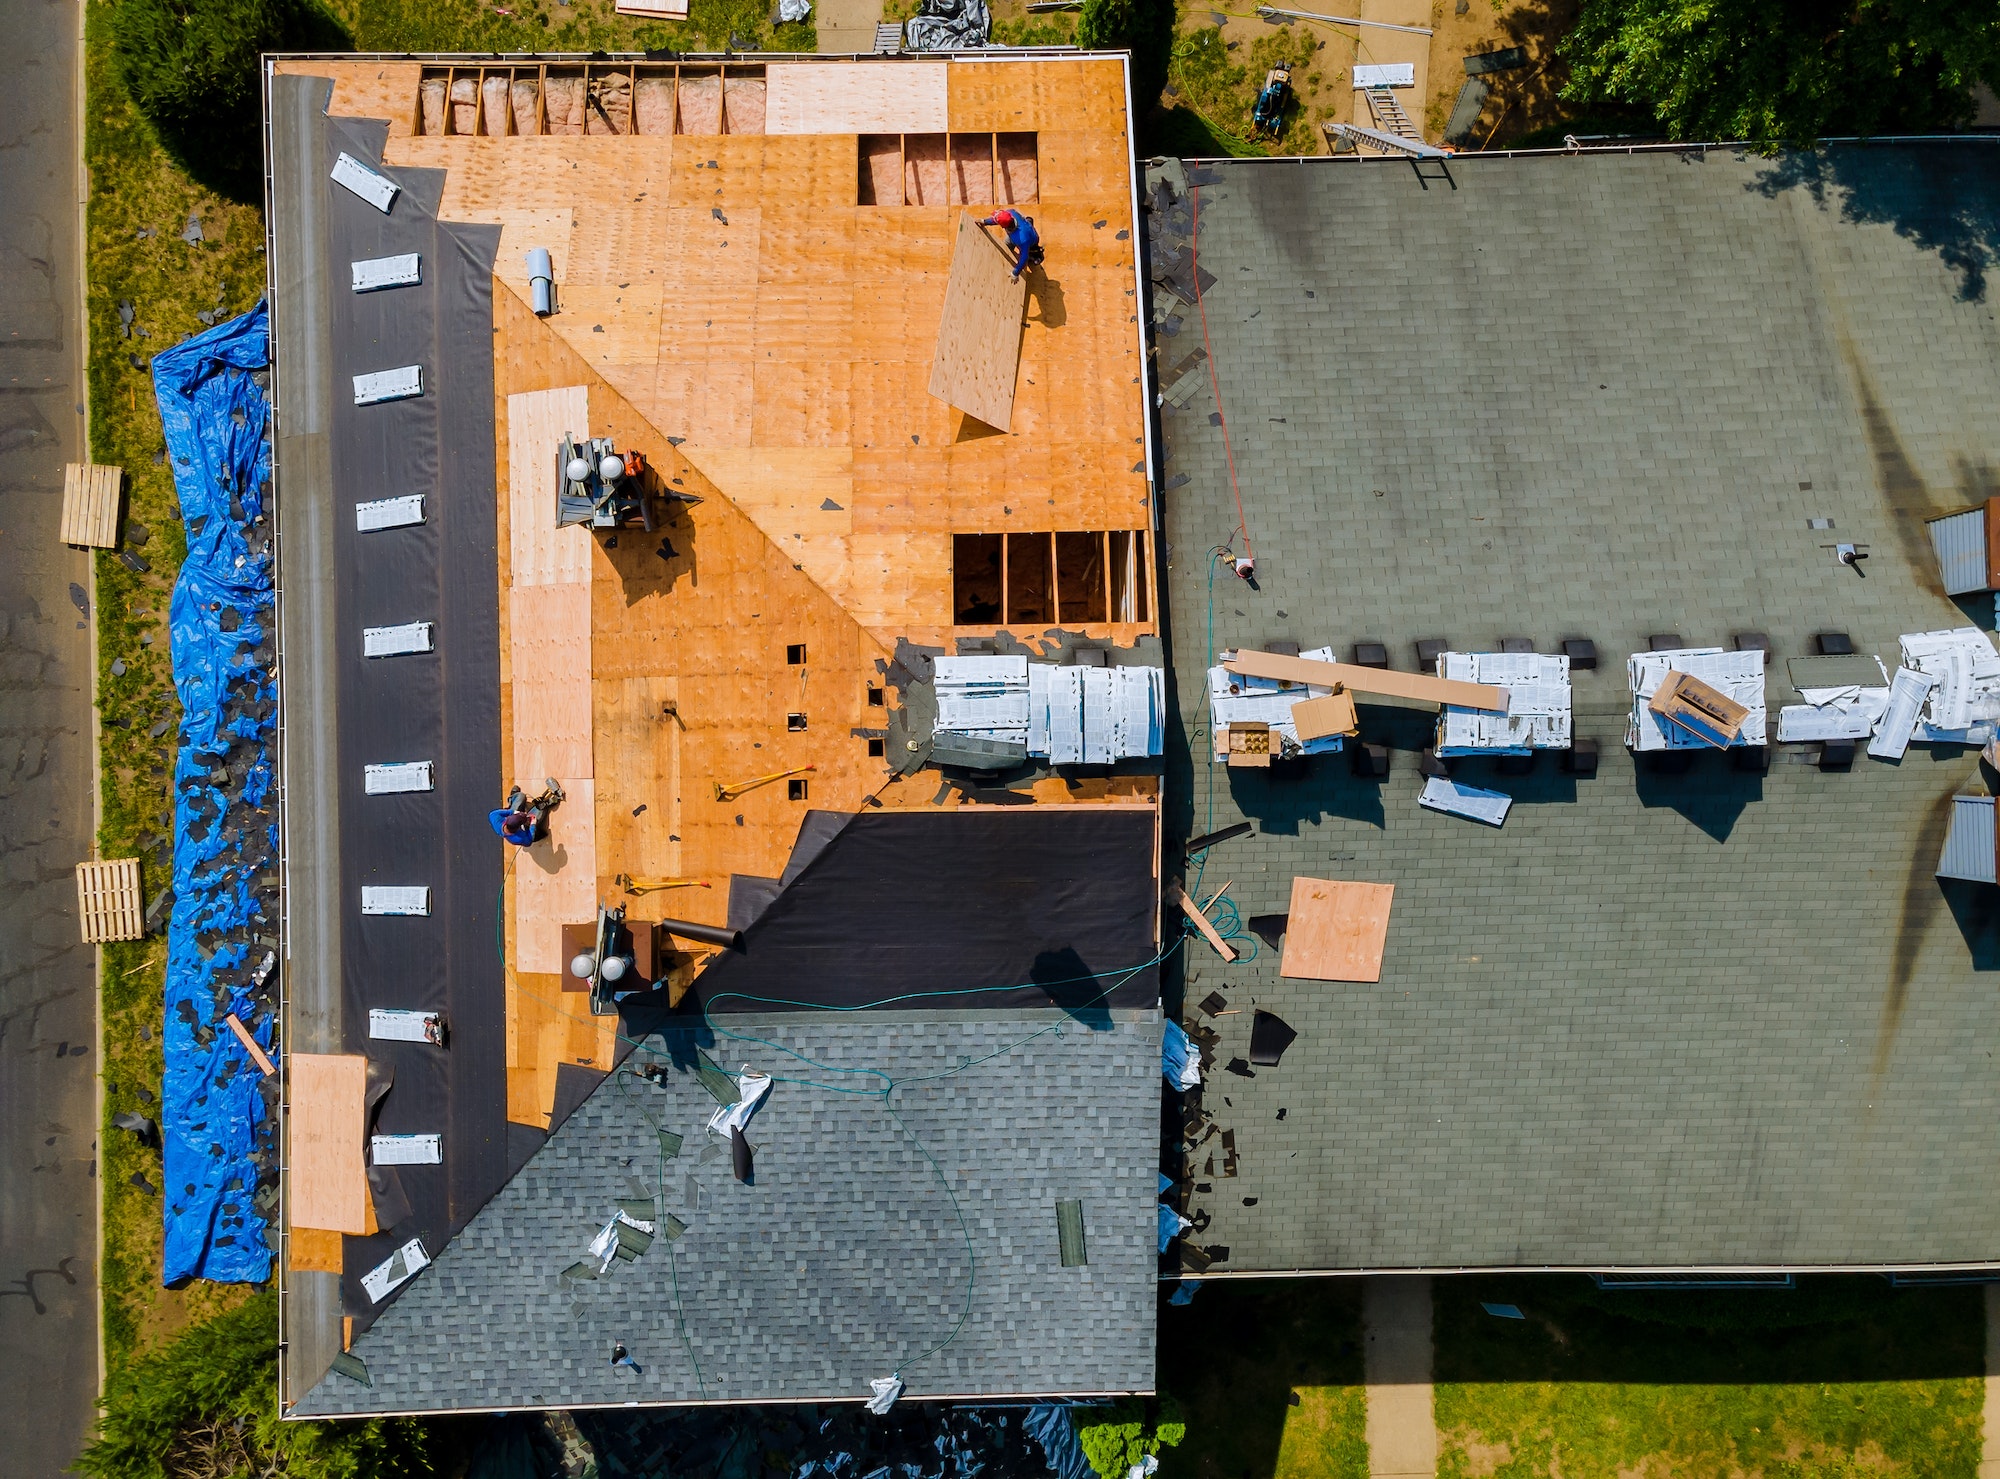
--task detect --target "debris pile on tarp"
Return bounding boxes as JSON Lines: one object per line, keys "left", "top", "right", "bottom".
{"left": 904, "top": 0, "right": 990, "bottom": 49}
{"left": 156, "top": 302, "right": 279, "bottom": 1284}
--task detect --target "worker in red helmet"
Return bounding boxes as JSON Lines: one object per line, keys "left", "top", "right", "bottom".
{"left": 979, "top": 207, "right": 1044, "bottom": 281}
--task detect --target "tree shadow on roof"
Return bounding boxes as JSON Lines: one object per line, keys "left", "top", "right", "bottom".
{"left": 1746, "top": 144, "right": 2000, "bottom": 303}
{"left": 1632, "top": 754, "right": 1762, "bottom": 842}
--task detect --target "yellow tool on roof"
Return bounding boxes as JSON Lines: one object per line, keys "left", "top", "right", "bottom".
{"left": 614, "top": 874, "right": 712, "bottom": 896}
{"left": 712, "top": 764, "right": 816, "bottom": 803}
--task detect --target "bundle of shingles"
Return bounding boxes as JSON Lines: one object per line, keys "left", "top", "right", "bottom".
{"left": 932, "top": 654, "right": 1163, "bottom": 764}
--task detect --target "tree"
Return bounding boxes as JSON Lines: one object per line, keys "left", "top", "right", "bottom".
{"left": 76, "top": 1293, "right": 439, "bottom": 1479}
{"left": 1078, "top": 0, "right": 1176, "bottom": 120}
{"left": 112, "top": 0, "right": 350, "bottom": 198}
{"left": 1563, "top": 0, "right": 2000, "bottom": 149}
{"left": 1074, "top": 1396, "right": 1186, "bottom": 1479}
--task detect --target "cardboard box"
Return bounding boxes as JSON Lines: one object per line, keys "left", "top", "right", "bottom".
{"left": 1292, "top": 690, "right": 1359, "bottom": 741}
{"left": 1225, "top": 722, "right": 1273, "bottom": 768}
{"left": 1648, "top": 670, "right": 1749, "bottom": 747}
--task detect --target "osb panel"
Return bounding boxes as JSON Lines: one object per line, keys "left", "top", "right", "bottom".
{"left": 1280, "top": 877, "right": 1396, "bottom": 983}
{"left": 929, "top": 214, "right": 1027, "bottom": 430}
{"left": 1036, "top": 129, "right": 1136, "bottom": 205}
{"left": 288, "top": 1053, "right": 368, "bottom": 1234}
{"left": 287, "top": 1225, "right": 343, "bottom": 1273}
{"left": 510, "top": 582, "right": 594, "bottom": 779}
{"left": 946, "top": 57, "right": 1129, "bottom": 134}
{"left": 765, "top": 61, "right": 949, "bottom": 134}
{"left": 275, "top": 59, "right": 421, "bottom": 136}
{"left": 544, "top": 284, "right": 664, "bottom": 371}
{"left": 512, "top": 778, "right": 598, "bottom": 976}
{"left": 507, "top": 385, "right": 594, "bottom": 586}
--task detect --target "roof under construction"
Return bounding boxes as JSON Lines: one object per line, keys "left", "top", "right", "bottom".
{"left": 1152, "top": 144, "right": 2000, "bottom": 1275}
{"left": 268, "top": 50, "right": 1162, "bottom": 1415}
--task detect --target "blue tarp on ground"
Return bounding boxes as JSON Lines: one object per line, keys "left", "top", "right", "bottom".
{"left": 155, "top": 302, "right": 278, "bottom": 1285}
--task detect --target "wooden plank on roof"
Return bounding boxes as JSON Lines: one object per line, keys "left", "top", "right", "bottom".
{"left": 928, "top": 213, "right": 1026, "bottom": 432}
{"left": 289, "top": 1053, "right": 369, "bottom": 1234}
{"left": 1225, "top": 649, "right": 1507, "bottom": 712}
{"left": 61, "top": 463, "right": 122, "bottom": 549}
{"left": 1279, "top": 876, "right": 1394, "bottom": 983}
{"left": 75, "top": 857, "right": 142, "bottom": 942}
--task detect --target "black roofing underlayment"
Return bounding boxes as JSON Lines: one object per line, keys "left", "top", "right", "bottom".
{"left": 686, "top": 808, "right": 1162, "bottom": 1015}
{"left": 321, "top": 113, "right": 508, "bottom": 1325}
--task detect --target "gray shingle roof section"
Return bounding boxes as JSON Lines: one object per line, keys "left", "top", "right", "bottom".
{"left": 1150, "top": 145, "right": 2000, "bottom": 1273}
{"left": 295, "top": 1009, "right": 1161, "bottom": 1414}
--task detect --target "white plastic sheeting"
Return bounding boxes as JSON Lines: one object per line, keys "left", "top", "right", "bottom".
{"left": 706, "top": 1070, "right": 774, "bottom": 1138}
{"left": 1418, "top": 776, "right": 1512, "bottom": 826}
{"left": 1436, "top": 651, "right": 1572, "bottom": 754}
{"left": 1626, "top": 648, "right": 1766, "bottom": 750}
{"left": 1901, "top": 627, "right": 2000, "bottom": 740}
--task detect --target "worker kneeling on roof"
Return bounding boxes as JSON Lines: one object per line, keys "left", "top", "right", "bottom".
{"left": 980, "top": 208, "right": 1043, "bottom": 281}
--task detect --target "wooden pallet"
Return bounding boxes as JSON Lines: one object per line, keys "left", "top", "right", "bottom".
{"left": 60, "top": 463, "right": 122, "bottom": 549}
{"left": 75, "top": 857, "right": 143, "bottom": 942}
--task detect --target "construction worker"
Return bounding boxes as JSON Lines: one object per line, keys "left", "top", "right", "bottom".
{"left": 488, "top": 779, "right": 565, "bottom": 847}
{"left": 979, "top": 208, "right": 1043, "bottom": 280}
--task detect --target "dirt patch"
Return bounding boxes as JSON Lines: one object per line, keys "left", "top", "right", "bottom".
{"left": 1424, "top": 0, "right": 1581, "bottom": 149}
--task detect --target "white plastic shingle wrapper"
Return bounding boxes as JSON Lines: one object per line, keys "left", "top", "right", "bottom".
{"left": 932, "top": 655, "right": 1029, "bottom": 741}
{"left": 1869, "top": 668, "right": 1937, "bottom": 758}
{"left": 361, "top": 1237, "right": 430, "bottom": 1303}
{"left": 1436, "top": 651, "right": 1572, "bottom": 754}
{"left": 1775, "top": 685, "right": 1892, "bottom": 743}
{"left": 1626, "top": 647, "right": 1766, "bottom": 750}
{"left": 1208, "top": 660, "right": 1339, "bottom": 755}
{"left": 1901, "top": 627, "right": 2000, "bottom": 736}
{"left": 331, "top": 151, "right": 399, "bottom": 212}
{"left": 371, "top": 1133, "right": 442, "bottom": 1165}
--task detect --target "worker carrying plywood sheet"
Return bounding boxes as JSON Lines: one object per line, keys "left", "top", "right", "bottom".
{"left": 977, "top": 208, "right": 1043, "bottom": 281}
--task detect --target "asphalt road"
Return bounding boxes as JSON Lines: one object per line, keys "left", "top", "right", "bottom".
{"left": 0, "top": 0, "right": 99, "bottom": 1472}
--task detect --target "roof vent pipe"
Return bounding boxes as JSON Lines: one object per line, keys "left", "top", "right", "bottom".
{"left": 526, "top": 247, "right": 554, "bottom": 316}
{"left": 658, "top": 916, "right": 745, "bottom": 952}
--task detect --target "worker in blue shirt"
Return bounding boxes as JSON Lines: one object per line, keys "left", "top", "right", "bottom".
{"left": 979, "top": 208, "right": 1043, "bottom": 280}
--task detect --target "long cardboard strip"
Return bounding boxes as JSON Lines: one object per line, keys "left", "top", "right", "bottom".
{"left": 1226, "top": 649, "right": 1506, "bottom": 712}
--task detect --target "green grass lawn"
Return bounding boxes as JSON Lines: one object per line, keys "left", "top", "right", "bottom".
{"left": 1433, "top": 1276, "right": 1986, "bottom": 1479}
{"left": 1158, "top": 1281, "right": 1370, "bottom": 1479}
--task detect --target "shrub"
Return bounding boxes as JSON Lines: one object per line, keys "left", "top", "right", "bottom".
{"left": 1075, "top": 1396, "right": 1186, "bottom": 1479}
{"left": 112, "top": 0, "right": 349, "bottom": 197}
{"left": 76, "top": 1293, "right": 438, "bottom": 1479}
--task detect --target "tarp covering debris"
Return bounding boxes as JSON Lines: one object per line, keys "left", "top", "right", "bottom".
{"left": 904, "top": 0, "right": 990, "bottom": 49}
{"left": 157, "top": 302, "right": 280, "bottom": 1284}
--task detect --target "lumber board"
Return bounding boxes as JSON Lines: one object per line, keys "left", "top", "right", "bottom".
{"left": 288, "top": 1054, "right": 369, "bottom": 1234}
{"left": 506, "top": 385, "right": 593, "bottom": 587}
{"left": 765, "top": 61, "right": 948, "bottom": 134}
{"left": 75, "top": 857, "right": 142, "bottom": 943}
{"left": 1279, "top": 877, "right": 1395, "bottom": 983}
{"left": 928, "top": 213, "right": 1027, "bottom": 432}
{"left": 60, "top": 463, "right": 122, "bottom": 549}
{"left": 1226, "top": 649, "right": 1507, "bottom": 712}
{"left": 1167, "top": 881, "right": 1236, "bottom": 962}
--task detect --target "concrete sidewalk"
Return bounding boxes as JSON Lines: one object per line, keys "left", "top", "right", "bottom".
{"left": 1364, "top": 1276, "right": 1437, "bottom": 1479}
{"left": 0, "top": 0, "right": 98, "bottom": 1472}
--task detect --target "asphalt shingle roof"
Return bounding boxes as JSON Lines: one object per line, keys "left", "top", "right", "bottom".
{"left": 1149, "top": 145, "right": 2000, "bottom": 1272}
{"left": 296, "top": 1010, "right": 1161, "bottom": 1414}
